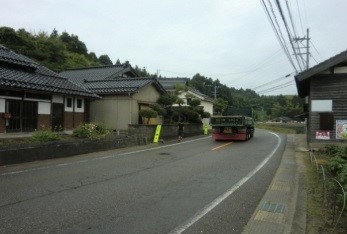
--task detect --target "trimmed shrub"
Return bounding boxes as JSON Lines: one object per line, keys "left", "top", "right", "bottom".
{"left": 73, "top": 123, "right": 109, "bottom": 139}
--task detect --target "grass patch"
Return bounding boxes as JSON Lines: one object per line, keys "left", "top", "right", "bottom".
{"left": 304, "top": 153, "right": 327, "bottom": 233}
{"left": 0, "top": 137, "right": 33, "bottom": 146}
{"left": 256, "top": 124, "right": 296, "bottom": 134}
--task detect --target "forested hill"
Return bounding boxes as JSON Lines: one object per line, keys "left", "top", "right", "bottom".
{"left": 0, "top": 26, "right": 304, "bottom": 120}
{"left": 0, "top": 26, "right": 151, "bottom": 76}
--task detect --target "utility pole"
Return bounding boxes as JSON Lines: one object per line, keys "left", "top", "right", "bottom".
{"left": 293, "top": 28, "right": 310, "bottom": 71}
{"left": 214, "top": 84, "right": 217, "bottom": 100}
{"left": 306, "top": 28, "right": 310, "bottom": 70}
{"left": 204, "top": 83, "right": 218, "bottom": 100}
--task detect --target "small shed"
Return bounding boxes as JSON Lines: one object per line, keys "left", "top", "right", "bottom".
{"left": 295, "top": 49, "right": 347, "bottom": 144}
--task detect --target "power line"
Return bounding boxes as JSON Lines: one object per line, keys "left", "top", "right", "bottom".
{"left": 260, "top": 0, "right": 298, "bottom": 72}
{"left": 295, "top": 0, "right": 305, "bottom": 35}
{"left": 275, "top": 0, "right": 303, "bottom": 71}
{"left": 286, "top": 0, "right": 306, "bottom": 69}
{"left": 257, "top": 80, "right": 295, "bottom": 94}
{"left": 252, "top": 73, "right": 293, "bottom": 90}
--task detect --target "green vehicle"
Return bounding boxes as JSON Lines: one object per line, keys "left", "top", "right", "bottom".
{"left": 210, "top": 115, "right": 255, "bottom": 141}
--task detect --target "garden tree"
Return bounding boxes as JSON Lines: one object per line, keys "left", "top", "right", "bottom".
{"left": 149, "top": 103, "right": 167, "bottom": 116}
{"left": 157, "top": 94, "right": 177, "bottom": 123}
{"left": 173, "top": 83, "right": 188, "bottom": 95}
{"left": 214, "top": 98, "right": 228, "bottom": 115}
{"left": 201, "top": 111, "right": 211, "bottom": 118}
{"left": 187, "top": 98, "right": 205, "bottom": 117}
{"left": 176, "top": 97, "right": 185, "bottom": 106}
{"left": 157, "top": 94, "right": 177, "bottom": 106}
{"left": 115, "top": 59, "right": 121, "bottom": 65}
{"left": 179, "top": 107, "right": 201, "bottom": 123}
{"left": 139, "top": 109, "right": 158, "bottom": 124}
{"left": 99, "top": 54, "right": 113, "bottom": 65}
{"left": 189, "top": 98, "right": 201, "bottom": 107}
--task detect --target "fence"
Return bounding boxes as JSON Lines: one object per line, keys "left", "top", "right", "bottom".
{"left": 309, "top": 150, "right": 346, "bottom": 232}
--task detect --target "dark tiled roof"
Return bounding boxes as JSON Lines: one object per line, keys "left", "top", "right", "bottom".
{"left": 188, "top": 87, "right": 214, "bottom": 102}
{"left": 158, "top": 77, "right": 189, "bottom": 90}
{"left": 60, "top": 64, "right": 138, "bottom": 86}
{"left": 295, "top": 49, "right": 347, "bottom": 97}
{"left": 0, "top": 44, "right": 99, "bottom": 98}
{"left": 83, "top": 77, "right": 167, "bottom": 95}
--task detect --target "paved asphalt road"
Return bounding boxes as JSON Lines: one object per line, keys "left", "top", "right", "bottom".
{"left": 0, "top": 129, "right": 286, "bottom": 233}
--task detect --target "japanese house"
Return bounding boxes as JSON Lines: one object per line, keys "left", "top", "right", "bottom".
{"left": 0, "top": 44, "right": 98, "bottom": 133}
{"left": 295, "top": 49, "right": 347, "bottom": 144}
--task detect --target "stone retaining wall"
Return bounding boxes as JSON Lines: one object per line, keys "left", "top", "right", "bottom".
{"left": 0, "top": 124, "right": 204, "bottom": 165}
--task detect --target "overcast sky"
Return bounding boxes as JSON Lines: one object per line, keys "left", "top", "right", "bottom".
{"left": 2, "top": 0, "right": 347, "bottom": 95}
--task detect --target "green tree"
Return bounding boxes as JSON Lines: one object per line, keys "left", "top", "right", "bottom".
{"left": 149, "top": 103, "right": 167, "bottom": 116}
{"left": 214, "top": 98, "right": 228, "bottom": 115}
{"left": 189, "top": 99, "right": 201, "bottom": 107}
{"left": 60, "top": 32, "right": 88, "bottom": 55}
{"left": 139, "top": 109, "right": 158, "bottom": 124}
{"left": 99, "top": 54, "right": 113, "bottom": 65}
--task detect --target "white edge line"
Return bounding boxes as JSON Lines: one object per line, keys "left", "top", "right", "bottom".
{"left": 168, "top": 132, "right": 281, "bottom": 234}
{"left": 0, "top": 136, "right": 210, "bottom": 176}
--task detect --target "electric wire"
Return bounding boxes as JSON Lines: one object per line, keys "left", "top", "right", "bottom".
{"left": 295, "top": 0, "right": 305, "bottom": 35}
{"left": 275, "top": 0, "right": 303, "bottom": 71}
{"left": 285, "top": 0, "right": 306, "bottom": 69}
{"left": 258, "top": 80, "right": 295, "bottom": 94}
{"left": 261, "top": 0, "right": 298, "bottom": 72}
{"left": 252, "top": 72, "right": 294, "bottom": 90}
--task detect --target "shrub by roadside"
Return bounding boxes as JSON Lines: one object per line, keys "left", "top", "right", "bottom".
{"left": 32, "top": 129, "right": 60, "bottom": 143}
{"left": 73, "top": 123, "right": 110, "bottom": 139}
{"left": 306, "top": 145, "right": 347, "bottom": 233}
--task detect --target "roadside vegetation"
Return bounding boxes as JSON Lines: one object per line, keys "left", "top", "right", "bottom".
{"left": 255, "top": 122, "right": 305, "bottom": 134}
{"left": 257, "top": 124, "right": 346, "bottom": 232}
{"left": 305, "top": 145, "right": 347, "bottom": 233}
{"left": 0, "top": 123, "right": 110, "bottom": 146}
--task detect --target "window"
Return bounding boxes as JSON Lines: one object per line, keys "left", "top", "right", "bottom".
{"left": 320, "top": 113, "right": 334, "bottom": 130}
{"left": 77, "top": 99, "right": 82, "bottom": 108}
{"left": 66, "top": 98, "right": 72, "bottom": 108}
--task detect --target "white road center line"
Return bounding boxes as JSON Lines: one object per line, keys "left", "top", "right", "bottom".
{"left": 169, "top": 132, "right": 281, "bottom": 234}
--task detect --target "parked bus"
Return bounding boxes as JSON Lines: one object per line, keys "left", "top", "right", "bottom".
{"left": 210, "top": 115, "right": 255, "bottom": 141}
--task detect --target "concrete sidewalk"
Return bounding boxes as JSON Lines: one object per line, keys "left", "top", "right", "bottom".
{"left": 242, "top": 134, "right": 308, "bottom": 234}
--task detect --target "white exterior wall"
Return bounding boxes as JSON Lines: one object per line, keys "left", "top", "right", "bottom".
{"left": 0, "top": 99, "right": 5, "bottom": 112}
{"left": 38, "top": 102, "right": 51, "bottom": 114}
{"left": 176, "top": 91, "right": 214, "bottom": 115}
{"left": 201, "top": 100, "right": 213, "bottom": 115}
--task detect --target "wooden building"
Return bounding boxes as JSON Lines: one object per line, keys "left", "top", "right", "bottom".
{"left": 295, "top": 49, "right": 347, "bottom": 144}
